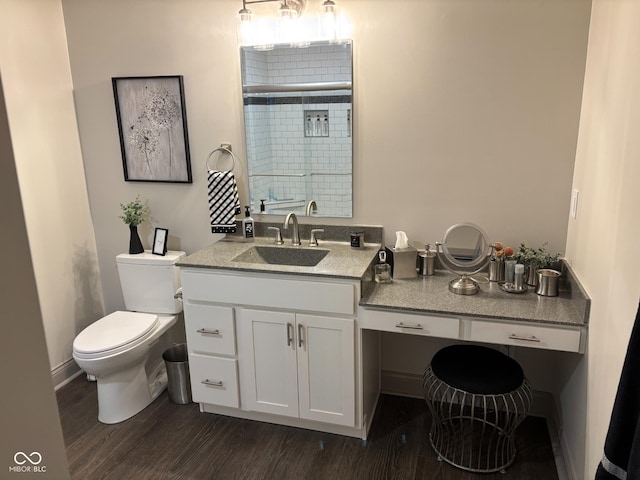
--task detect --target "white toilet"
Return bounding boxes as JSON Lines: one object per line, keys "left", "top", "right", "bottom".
{"left": 73, "top": 250, "right": 186, "bottom": 424}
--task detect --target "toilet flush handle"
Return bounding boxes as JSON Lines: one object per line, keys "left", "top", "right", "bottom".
{"left": 174, "top": 287, "right": 183, "bottom": 301}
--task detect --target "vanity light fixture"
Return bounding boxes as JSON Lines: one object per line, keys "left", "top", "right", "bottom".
{"left": 237, "top": 0, "right": 348, "bottom": 47}
{"left": 238, "top": 0, "right": 306, "bottom": 23}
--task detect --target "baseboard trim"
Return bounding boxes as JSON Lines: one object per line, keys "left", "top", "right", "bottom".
{"left": 52, "top": 358, "right": 82, "bottom": 391}
{"left": 380, "top": 369, "right": 570, "bottom": 480}
{"left": 559, "top": 424, "right": 579, "bottom": 480}
{"left": 380, "top": 370, "right": 423, "bottom": 398}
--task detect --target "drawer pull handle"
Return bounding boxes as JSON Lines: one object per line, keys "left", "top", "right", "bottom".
{"left": 201, "top": 379, "right": 224, "bottom": 387}
{"left": 508, "top": 334, "right": 541, "bottom": 343}
{"left": 395, "top": 322, "right": 424, "bottom": 330}
{"left": 197, "top": 328, "right": 220, "bottom": 335}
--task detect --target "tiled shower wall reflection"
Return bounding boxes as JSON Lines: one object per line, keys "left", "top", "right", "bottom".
{"left": 242, "top": 44, "right": 352, "bottom": 217}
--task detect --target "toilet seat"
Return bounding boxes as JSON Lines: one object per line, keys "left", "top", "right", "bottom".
{"left": 73, "top": 311, "right": 159, "bottom": 359}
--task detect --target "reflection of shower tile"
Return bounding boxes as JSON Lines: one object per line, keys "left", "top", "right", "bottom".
{"left": 241, "top": 43, "right": 353, "bottom": 219}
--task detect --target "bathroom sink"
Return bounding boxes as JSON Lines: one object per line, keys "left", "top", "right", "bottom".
{"left": 232, "top": 245, "right": 330, "bottom": 267}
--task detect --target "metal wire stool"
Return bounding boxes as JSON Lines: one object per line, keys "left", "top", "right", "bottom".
{"left": 423, "top": 345, "right": 533, "bottom": 474}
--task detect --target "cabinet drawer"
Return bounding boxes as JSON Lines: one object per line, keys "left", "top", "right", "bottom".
{"left": 360, "top": 308, "right": 460, "bottom": 339}
{"left": 182, "top": 270, "right": 355, "bottom": 315}
{"left": 189, "top": 353, "right": 239, "bottom": 408}
{"left": 185, "top": 304, "right": 236, "bottom": 356}
{"left": 469, "top": 320, "right": 582, "bottom": 353}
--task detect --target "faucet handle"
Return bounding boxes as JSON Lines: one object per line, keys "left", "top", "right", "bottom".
{"left": 309, "top": 228, "right": 324, "bottom": 247}
{"left": 267, "top": 226, "right": 284, "bottom": 245}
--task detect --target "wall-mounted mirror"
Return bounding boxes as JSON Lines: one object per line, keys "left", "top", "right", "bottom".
{"left": 240, "top": 41, "right": 353, "bottom": 217}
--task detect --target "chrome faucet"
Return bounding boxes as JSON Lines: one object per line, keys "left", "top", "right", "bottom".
{"left": 305, "top": 200, "right": 318, "bottom": 216}
{"left": 283, "top": 212, "right": 301, "bottom": 246}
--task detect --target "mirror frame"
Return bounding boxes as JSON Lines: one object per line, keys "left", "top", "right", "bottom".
{"left": 440, "top": 223, "right": 491, "bottom": 270}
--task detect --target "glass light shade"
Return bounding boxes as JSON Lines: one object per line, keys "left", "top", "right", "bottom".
{"left": 237, "top": 18, "right": 254, "bottom": 45}
{"left": 279, "top": 2, "right": 298, "bottom": 19}
{"left": 238, "top": 7, "right": 252, "bottom": 22}
{"left": 322, "top": 0, "right": 336, "bottom": 14}
{"left": 321, "top": 10, "right": 337, "bottom": 41}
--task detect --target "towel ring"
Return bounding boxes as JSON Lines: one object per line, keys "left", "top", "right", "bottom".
{"left": 206, "top": 146, "right": 241, "bottom": 174}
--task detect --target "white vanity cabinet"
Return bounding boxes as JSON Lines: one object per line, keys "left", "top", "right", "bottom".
{"left": 238, "top": 309, "right": 355, "bottom": 427}
{"left": 180, "top": 268, "right": 362, "bottom": 436}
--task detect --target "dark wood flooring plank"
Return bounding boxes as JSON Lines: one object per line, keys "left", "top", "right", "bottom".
{"left": 57, "top": 376, "right": 558, "bottom": 480}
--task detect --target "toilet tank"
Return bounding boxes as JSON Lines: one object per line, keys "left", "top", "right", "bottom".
{"left": 116, "top": 251, "right": 186, "bottom": 314}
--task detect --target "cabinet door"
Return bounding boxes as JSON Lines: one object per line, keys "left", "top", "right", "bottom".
{"left": 241, "top": 309, "right": 299, "bottom": 418}
{"left": 296, "top": 314, "right": 355, "bottom": 427}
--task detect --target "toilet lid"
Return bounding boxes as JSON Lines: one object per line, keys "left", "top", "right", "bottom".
{"left": 73, "top": 311, "right": 159, "bottom": 355}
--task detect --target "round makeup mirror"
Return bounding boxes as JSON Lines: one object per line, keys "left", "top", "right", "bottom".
{"left": 435, "top": 223, "right": 491, "bottom": 295}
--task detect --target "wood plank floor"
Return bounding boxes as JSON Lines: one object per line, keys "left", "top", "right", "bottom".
{"left": 57, "top": 376, "right": 559, "bottom": 480}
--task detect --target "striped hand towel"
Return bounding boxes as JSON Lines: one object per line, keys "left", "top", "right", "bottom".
{"left": 208, "top": 169, "right": 241, "bottom": 233}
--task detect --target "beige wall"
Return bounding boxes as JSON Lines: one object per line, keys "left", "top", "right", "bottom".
{"left": 0, "top": 0, "right": 103, "bottom": 375}
{"left": 62, "top": 0, "right": 590, "bottom": 314}
{"left": 565, "top": 1, "right": 640, "bottom": 477}
{"left": 0, "top": 76, "right": 70, "bottom": 479}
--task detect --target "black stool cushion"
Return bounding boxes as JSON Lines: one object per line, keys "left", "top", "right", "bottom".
{"left": 431, "top": 344, "right": 524, "bottom": 394}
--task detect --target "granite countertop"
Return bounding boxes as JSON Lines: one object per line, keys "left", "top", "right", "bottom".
{"left": 177, "top": 236, "right": 381, "bottom": 280}
{"left": 179, "top": 221, "right": 589, "bottom": 328}
{"left": 360, "top": 266, "right": 590, "bottom": 327}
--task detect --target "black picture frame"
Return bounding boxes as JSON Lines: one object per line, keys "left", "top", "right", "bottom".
{"left": 112, "top": 75, "right": 192, "bottom": 183}
{"left": 152, "top": 228, "right": 169, "bottom": 256}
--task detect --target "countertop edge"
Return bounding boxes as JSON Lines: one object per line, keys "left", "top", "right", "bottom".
{"left": 178, "top": 262, "right": 370, "bottom": 281}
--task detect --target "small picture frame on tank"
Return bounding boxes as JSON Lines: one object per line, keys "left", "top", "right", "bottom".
{"left": 152, "top": 228, "right": 168, "bottom": 256}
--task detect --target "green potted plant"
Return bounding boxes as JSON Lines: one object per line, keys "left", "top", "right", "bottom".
{"left": 514, "top": 242, "right": 561, "bottom": 286}
{"left": 119, "top": 195, "right": 150, "bottom": 254}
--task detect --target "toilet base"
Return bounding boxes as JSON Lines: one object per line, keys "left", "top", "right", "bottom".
{"left": 96, "top": 360, "right": 167, "bottom": 424}
{"left": 74, "top": 314, "right": 179, "bottom": 424}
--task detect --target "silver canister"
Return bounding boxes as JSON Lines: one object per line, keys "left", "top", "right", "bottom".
{"left": 514, "top": 263, "right": 525, "bottom": 291}
{"left": 417, "top": 250, "right": 435, "bottom": 276}
{"left": 488, "top": 259, "right": 504, "bottom": 282}
{"left": 535, "top": 269, "right": 561, "bottom": 296}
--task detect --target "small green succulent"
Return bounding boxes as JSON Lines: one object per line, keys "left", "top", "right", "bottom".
{"left": 514, "top": 242, "right": 561, "bottom": 268}
{"left": 119, "top": 195, "right": 150, "bottom": 227}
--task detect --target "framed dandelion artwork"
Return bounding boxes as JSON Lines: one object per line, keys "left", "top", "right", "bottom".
{"left": 112, "top": 75, "right": 192, "bottom": 183}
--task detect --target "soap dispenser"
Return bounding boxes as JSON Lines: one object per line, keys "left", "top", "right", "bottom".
{"left": 242, "top": 206, "right": 254, "bottom": 242}
{"left": 374, "top": 250, "right": 392, "bottom": 284}
{"left": 418, "top": 244, "right": 436, "bottom": 276}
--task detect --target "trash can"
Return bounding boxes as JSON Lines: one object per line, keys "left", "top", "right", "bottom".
{"left": 162, "top": 344, "right": 192, "bottom": 404}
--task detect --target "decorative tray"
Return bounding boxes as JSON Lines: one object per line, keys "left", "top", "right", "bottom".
{"left": 498, "top": 282, "right": 528, "bottom": 294}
